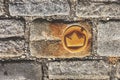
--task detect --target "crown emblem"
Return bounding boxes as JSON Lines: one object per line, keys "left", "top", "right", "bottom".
{"left": 65, "top": 32, "right": 85, "bottom": 47}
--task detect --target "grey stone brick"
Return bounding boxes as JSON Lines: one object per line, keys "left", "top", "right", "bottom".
{"left": 9, "top": 0, "right": 70, "bottom": 16}
{"left": 0, "top": 40, "right": 25, "bottom": 57}
{"left": 0, "top": 62, "right": 42, "bottom": 80}
{"left": 0, "top": 19, "right": 24, "bottom": 38}
{"left": 48, "top": 61, "right": 110, "bottom": 79}
{"left": 76, "top": 0, "right": 120, "bottom": 18}
{"left": 0, "top": 0, "right": 5, "bottom": 16}
{"left": 97, "top": 21, "right": 120, "bottom": 56}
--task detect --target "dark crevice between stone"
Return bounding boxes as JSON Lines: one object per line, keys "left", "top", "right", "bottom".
{"left": 102, "top": 1, "right": 120, "bottom": 4}
{"left": 4, "top": 0, "right": 10, "bottom": 17}
{"left": 46, "top": 56, "right": 107, "bottom": 62}
{"left": 32, "top": 18, "right": 79, "bottom": 23}
{"left": 0, "top": 60, "right": 35, "bottom": 64}
{"left": 67, "top": 0, "right": 76, "bottom": 20}
{"left": 99, "top": 19, "right": 120, "bottom": 23}
{"left": 91, "top": 19, "right": 98, "bottom": 58}
{"left": 0, "top": 17, "right": 25, "bottom": 22}
{"left": 32, "top": 18, "right": 92, "bottom": 24}
{"left": 0, "top": 36, "right": 24, "bottom": 41}
{"left": 41, "top": 61, "right": 48, "bottom": 80}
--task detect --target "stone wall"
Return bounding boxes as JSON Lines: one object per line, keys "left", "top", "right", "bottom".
{"left": 0, "top": 0, "right": 120, "bottom": 80}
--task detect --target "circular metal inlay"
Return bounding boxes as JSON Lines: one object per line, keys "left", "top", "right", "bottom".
{"left": 62, "top": 25, "right": 89, "bottom": 53}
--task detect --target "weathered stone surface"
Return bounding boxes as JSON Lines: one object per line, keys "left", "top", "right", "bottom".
{"left": 30, "top": 40, "right": 91, "bottom": 58}
{"left": 76, "top": 0, "right": 120, "bottom": 18}
{"left": 30, "top": 21, "right": 67, "bottom": 41}
{"left": 0, "top": 40, "right": 25, "bottom": 57}
{"left": 30, "top": 21, "right": 92, "bottom": 58}
{"left": 97, "top": 21, "right": 120, "bottom": 56}
{"left": 48, "top": 61, "right": 110, "bottom": 79}
{"left": 0, "top": 62, "right": 42, "bottom": 80}
{"left": 0, "top": 19, "right": 24, "bottom": 38}
{"left": 30, "top": 20, "right": 92, "bottom": 41}
{"left": 9, "top": 0, "right": 70, "bottom": 16}
{"left": 0, "top": 0, "right": 5, "bottom": 16}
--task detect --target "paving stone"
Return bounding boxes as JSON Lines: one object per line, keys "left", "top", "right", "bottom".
{"left": 97, "top": 20, "right": 120, "bottom": 56}
{"left": 0, "top": 0, "right": 5, "bottom": 16}
{"left": 48, "top": 61, "right": 110, "bottom": 79}
{"left": 9, "top": 0, "right": 70, "bottom": 17}
{"left": 30, "top": 40, "right": 68, "bottom": 58}
{"left": 0, "top": 19, "right": 24, "bottom": 38}
{"left": 30, "top": 21, "right": 92, "bottom": 58}
{"left": 76, "top": 0, "right": 120, "bottom": 18}
{"left": 30, "top": 40, "right": 91, "bottom": 58}
{"left": 30, "top": 20, "right": 92, "bottom": 41}
{"left": 30, "top": 21, "right": 67, "bottom": 41}
{"left": 0, "top": 62, "right": 42, "bottom": 80}
{"left": 0, "top": 40, "right": 25, "bottom": 57}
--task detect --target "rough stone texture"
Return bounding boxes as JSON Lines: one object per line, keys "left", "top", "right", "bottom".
{"left": 97, "top": 20, "right": 120, "bottom": 56}
{"left": 0, "top": 19, "right": 24, "bottom": 38}
{"left": 48, "top": 61, "right": 110, "bottom": 79}
{"left": 0, "top": 62, "right": 42, "bottom": 80}
{"left": 30, "top": 20, "right": 92, "bottom": 58}
{"left": 0, "top": 40, "right": 25, "bottom": 57}
{"left": 30, "top": 20, "right": 92, "bottom": 41}
{"left": 30, "top": 21, "right": 54, "bottom": 41}
{"left": 30, "top": 40, "right": 91, "bottom": 58}
{"left": 0, "top": 0, "right": 5, "bottom": 16}
{"left": 76, "top": 0, "right": 120, "bottom": 18}
{"left": 9, "top": 0, "right": 70, "bottom": 16}
{"left": 0, "top": 0, "right": 120, "bottom": 79}
{"left": 30, "top": 20, "right": 67, "bottom": 41}
{"left": 30, "top": 40, "right": 68, "bottom": 58}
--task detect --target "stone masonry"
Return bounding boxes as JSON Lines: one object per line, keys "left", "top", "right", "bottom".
{"left": 0, "top": 0, "right": 119, "bottom": 80}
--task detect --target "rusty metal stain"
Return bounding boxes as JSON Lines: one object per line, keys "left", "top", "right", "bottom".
{"left": 62, "top": 25, "right": 91, "bottom": 53}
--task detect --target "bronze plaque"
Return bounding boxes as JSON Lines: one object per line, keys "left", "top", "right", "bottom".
{"left": 62, "top": 24, "right": 91, "bottom": 55}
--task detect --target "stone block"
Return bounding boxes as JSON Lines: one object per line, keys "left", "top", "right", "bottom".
{"left": 0, "top": 40, "right": 25, "bottom": 57}
{"left": 9, "top": 0, "right": 70, "bottom": 17}
{"left": 48, "top": 61, "right": 110, "bottom": 79}
{"left": 30, "top": 21, "right": 92, "bottom": 58}
{"left": 76, "top": 0, "right": 120, "bottom": 18}
{"left": 0, "top": 62, "right": 42, "bottom": 80}
{"left": 30, "top": 21, "right": 67, "bottom": 41}
{"left": 97, "top": 20, "right": 120, "bottom": 56}
{"left": 0, "top": 19, "right": 24, "bottom": 38}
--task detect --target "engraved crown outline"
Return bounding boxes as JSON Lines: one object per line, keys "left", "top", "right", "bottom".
{"left": 65, "top": 31, "right": 85, "bottom": 47}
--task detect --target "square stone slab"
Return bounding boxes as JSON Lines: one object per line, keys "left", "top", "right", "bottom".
{"left": 0, "top": 62, "right": 42, "bottom": 80}
{"left": 48, "top": 61, "right": 110, "bottom": 79}
{"left": 30, "top": 20, "right": 92, "bottom": 58}
{"left": 97, "top": 20, "right": 120, "bottom": 56}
